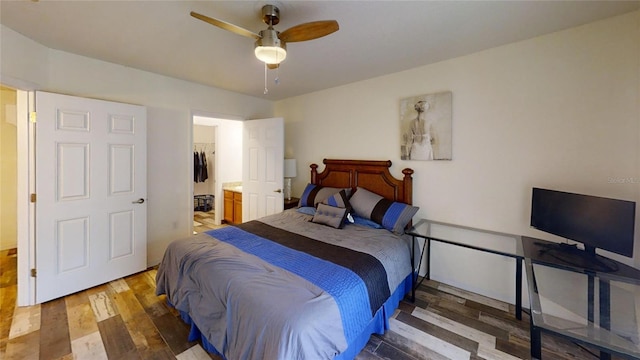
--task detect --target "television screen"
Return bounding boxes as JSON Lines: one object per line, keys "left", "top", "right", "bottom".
{"left": 531, "top": 188, "right": 636, "bottom": 258}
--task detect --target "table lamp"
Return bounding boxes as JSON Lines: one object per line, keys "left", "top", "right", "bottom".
{"left": 283, "top": 159, "right": 297, "bottom": 201}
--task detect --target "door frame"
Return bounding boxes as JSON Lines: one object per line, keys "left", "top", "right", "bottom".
{"left": 16, "top": 90, "right": 35, "bottom": 305}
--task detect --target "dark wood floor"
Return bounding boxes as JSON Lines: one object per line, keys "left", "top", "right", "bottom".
{"left": 0, "top": 211, "right": 608, "bottom": 359}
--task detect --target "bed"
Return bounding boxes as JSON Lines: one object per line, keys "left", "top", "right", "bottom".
{"left": 156, "top": 159, "right": 417, "bottom": 360}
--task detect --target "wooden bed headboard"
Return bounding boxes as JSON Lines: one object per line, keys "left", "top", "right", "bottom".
{"left": 310, "top": 159, "right": 414, "bottom": 205}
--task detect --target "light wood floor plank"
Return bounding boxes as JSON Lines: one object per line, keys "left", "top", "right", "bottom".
{"left": 89, "top": 291, "right": 118, "bottom": 322}
{"left": 66, "top": 292, "right": 99, "bottom": 341}
{"left": 71, "top": 331, "right": 108, "bottom": 360}
{"left": 176, "top": 344, "right": 214, "bottom": 360}
{"left": 411, "top": 306, "right": 496, "bottom": 348}
{"left": 109, "top": 278, "right": 131, "bottom": 293}
{"left": 111, "top": 289, "right": 144, "bottom": 323}
{"left": 396, "top": 310, "right": 479, "bottom": 354}
{"left": 377, "top": 327, "right": 449, "bottom": 360}
{"left": 389, "top": 316, "right": 471, "bottom": 360}
{"left": 8, "top": 302, "right": 40, "bottom": 339}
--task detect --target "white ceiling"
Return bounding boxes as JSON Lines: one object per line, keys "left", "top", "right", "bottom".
{"left": 1, "top": 1, "right": 639, "bottom": 100}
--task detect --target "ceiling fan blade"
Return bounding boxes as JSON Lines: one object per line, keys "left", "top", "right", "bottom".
{"left": 190, "top": 11, "right": 260, "bottom": 40}
{"left": 279, "top": 20, "right": 339, "bottom": 43}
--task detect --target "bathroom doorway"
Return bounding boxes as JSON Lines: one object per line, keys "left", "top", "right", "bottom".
{"left": 191, "top": 114, "right": 243, "bottom": 233}
{"left": 192, "top": 120, "right": 217, "bottom": 233}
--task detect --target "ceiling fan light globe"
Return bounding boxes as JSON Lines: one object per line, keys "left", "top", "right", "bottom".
{"left": 255, "top": 46, "right": 287, "bottom": 64}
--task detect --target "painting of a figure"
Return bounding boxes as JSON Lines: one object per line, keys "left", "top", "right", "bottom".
{"left": 400, "top": 92, "right": 452, "bottom": 160}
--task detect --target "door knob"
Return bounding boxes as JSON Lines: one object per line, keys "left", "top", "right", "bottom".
{"left": 132, "top": 198, "right": 145, "bottom": 204}
{"left": 273, "top": 189, "right": 282, "bottom": 193}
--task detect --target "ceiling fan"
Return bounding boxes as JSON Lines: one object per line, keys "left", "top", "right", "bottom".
{"left": 190, "top": 5, "right": 339, "bottom": 69}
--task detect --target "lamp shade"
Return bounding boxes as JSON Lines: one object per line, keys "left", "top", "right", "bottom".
{"left": 284, "top": 159, "right": 297, "bottom": 178}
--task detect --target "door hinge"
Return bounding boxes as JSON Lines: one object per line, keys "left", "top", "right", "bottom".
{"left": 29, "top": 111, "right": 37, "bottom": 123}
{"left": 31, "top": 268, "right": 37, "bottom": 278}
{"left": 30, "top": 193, "right": 36, "bottom": 203}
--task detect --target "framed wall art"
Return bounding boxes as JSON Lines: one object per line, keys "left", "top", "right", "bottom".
{"left": 400, "top": 91, "right": 452, "bottom": 161}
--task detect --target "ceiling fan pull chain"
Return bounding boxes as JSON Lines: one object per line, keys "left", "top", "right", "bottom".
{"left": 264, "top": 63, "right": 269, "bottom": 94}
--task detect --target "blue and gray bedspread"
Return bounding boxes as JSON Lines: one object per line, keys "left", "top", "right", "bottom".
{"left": 156, "top": 210, "right": 412, "bottom": 360}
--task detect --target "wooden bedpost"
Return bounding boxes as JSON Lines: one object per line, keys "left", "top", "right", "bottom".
{"left": 402, "top": 168, "right": 414, "bottom": 205}
{"left": 310, "top": 163, "right": 319, "bottom": 184}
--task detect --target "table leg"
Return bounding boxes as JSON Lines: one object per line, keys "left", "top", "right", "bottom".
{"left": 425, "top": 238, "right": 431, "bottom": 280}
{"left": 515, "top": 259, "right": 522, "bottom": 320}
{"left": 599, "top": 279, "right": 611, "bottom": 360}
{"left": 588, "top": 275, "right": 595, "bottom": 323}
{"left": 411, "top": 236, "right": 431, "bottom": 302}
{"left": 411, "top": 236, "right": 416, "bottom": 302}
{"left": 530, "top": 320, "right": 542, "bottom": 359}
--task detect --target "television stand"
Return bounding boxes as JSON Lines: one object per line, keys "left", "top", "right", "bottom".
{"left": 533, "top": 241, "right": 618, "bottom": 273}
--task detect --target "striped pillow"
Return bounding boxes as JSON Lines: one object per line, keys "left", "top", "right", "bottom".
{"left": 298, "top": 184, "right": 351, "bottom": 207}
{"left": 349, "top": 187, "right": 419, "bottom": 234}
{"left": 321, "top": 189, "right": 352, "bottom": 213}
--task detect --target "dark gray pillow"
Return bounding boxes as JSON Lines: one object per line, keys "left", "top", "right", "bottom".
{"left": 349, "top": 187, "right": 419, "bottom": 234}
{"left": 311, "top": 203, "right": 348, "bottom": 229}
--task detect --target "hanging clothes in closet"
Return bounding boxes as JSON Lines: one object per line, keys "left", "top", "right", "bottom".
{"left": 200, "top": 150, "right": 208, "bottom": 182}
{"left": 194, "top": 150, "right": 209, "bottom": 183}
{"left": 194, "top": 151, "right": 199, "bottom": 182}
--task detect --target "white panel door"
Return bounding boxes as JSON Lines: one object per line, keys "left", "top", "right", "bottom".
{"left": 35, "top": 91, "right": 146, "bottom": 303}
{"left": 243, "top": 118, "right": 284, "bottom": 221}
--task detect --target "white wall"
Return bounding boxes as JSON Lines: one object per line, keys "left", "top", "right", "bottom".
{"left": 276, "top": 11, "right": 640, "bottom": 304}
{"left": 0, "top": 87, "right": 17, "bottom": 251}
{"left": 1, "top": 24, "right": 274, "bottom": 266}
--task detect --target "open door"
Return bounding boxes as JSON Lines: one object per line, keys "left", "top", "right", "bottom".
{"left": 242, "top": 117, "right": 284, "bottom": 221}
{"left": 33, "top": 91, "right": 147, "bottom": 303}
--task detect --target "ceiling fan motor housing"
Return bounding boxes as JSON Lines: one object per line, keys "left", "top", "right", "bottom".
{"left": 262, "top": 5, "right": 280, "bottom": 26}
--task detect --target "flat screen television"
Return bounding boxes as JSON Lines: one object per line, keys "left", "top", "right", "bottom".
{"left": 530, "top": 188, "right": 636, "bottom": 270}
